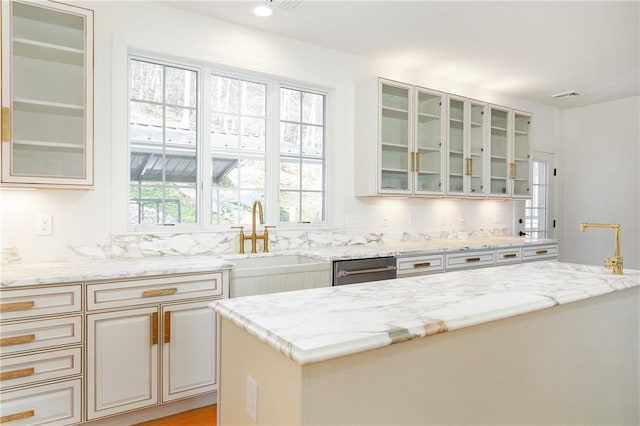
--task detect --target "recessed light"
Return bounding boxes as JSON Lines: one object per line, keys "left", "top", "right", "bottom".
{"left": 253, "top": 2, "right": 274, "bottom": 17}
{"left": 550, "top": 90, "right": 580, "bottom": 99}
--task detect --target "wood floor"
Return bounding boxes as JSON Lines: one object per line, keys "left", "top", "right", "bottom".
{"left": 134, "top": 404, "right": 216, "bottom": 426}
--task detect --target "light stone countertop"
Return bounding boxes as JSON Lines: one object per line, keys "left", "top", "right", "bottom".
{"left": 212, "top": 261, "right": 640, "bottom": 365}
{"left": 0, "top": 256, "right": 234, "bottom": 287}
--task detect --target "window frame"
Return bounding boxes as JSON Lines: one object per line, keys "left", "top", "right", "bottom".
{"left": 126, "top": 53, "right": 330, "bottom": 231}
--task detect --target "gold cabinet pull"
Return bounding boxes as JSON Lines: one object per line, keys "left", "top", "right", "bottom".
{"left": 142, "top": 288, "right": 178, "bottom": 298}
{"left": 0, "top": 334, "right": 35, "bottom": 347}
{"left": 1, "top": 107, "right": 10, "bottom": 143}
{"left": 502, "top": 253, "right": 518, "bottom": 259}
{"left": 413, "top": 262, "right": 431, "bottom": 268}
{"left": 164, "top": 311, "right": 171, "bottom": 344}
{"left": 465, "top": 157, "right": 472, "bottom": 176}
{"left": 414, "top": 151, "right": 420, "bottom": 171}
{"left": 509, "top": 162, "right": 516, "bottom": 179}
{"left": 536, "top": 250, "right": 548, "bottom": 255}
{"left": 0, "top": 367, "right": 35, "bottom": 381}
{"left": 0, "top": 301, "right": 35, "bottom": 313}
{"left": 151, "top": 312, "right": 158, "bottom": 345}
{"left": 0, "top": 410, "right": 35, "bottom": 423}
{"left": 410, "top": 152, "right": 415, "bottom": 172}
{"left": 465, "top": 257, "right": 481, "bottom": 263}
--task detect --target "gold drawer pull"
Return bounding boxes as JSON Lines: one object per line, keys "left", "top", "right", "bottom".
{"left": 142, "top": 288, "right": 178, "bottom": 298}
{"left": 0, "top": 410, "right": 34, "bottom": 423}
{"left": 465, "top": 257, "right": 481, "bottom": 263}
{"left": 0, "top": 301, "right": 35, "bottom": 313}
{"left": 0, "top": 367, "right": 35, "bottom": 381}
{"left": 413, "top": 262, "right": 431, "bottom": 268}
{"left": 536, "top": 250, "right": 548, "bottom": 255}
{"left": 502, "top": 253, "right": 518, "bottom": 259}
{"left": 0, "top": 334, "right": 36, "bottom": 347}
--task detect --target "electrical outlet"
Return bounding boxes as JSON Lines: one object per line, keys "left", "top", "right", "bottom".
{"left": 246, "top": 376, "right": 258, "bottom": 423}
{"left": 36, "top": 215, "right": 53, "bottom": 236}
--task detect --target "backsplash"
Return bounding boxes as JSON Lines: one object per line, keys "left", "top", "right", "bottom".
{"left": 1, "top": 226, "right": 510, "bottom": 265}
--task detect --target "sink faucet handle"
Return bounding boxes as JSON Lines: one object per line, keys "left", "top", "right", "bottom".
{"left": 231, "top": 226, "right": 246, "bottom": 254}
{"left": 231, "top": 226, "right": 244, "bottom": 230}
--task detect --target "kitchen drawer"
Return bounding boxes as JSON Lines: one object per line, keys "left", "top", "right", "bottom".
{"left": 445, "top": 250, "right": 495, "bottom": 270}
{"left": 523, "top": 244, "right": 558, "bottom": 261}
{"left": 397, "top": 254, "right": 444, "bottom": 276}
{"left": 0, "top": 347, "right": 81, "bottom": 390}
{"left": 496, "top": 248, "right": 522, "bottom": 265}
{"left": 0, "top": 285, "right": 81, "bottom": 322}
{"left": 87, "top": 272, "right": 223, "bottom": 311}
{"left": 0, "top": 378, "right": 81, "bottom": 425}
{"left": 0, "top": 316, "right": 82, "bottom": 356}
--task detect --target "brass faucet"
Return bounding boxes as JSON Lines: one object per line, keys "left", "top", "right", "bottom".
{"left": 231, "top": 201, "right": 275, "bottom": 254}
{"left": 580, "top": 223, "right": 623, "bottom": 274}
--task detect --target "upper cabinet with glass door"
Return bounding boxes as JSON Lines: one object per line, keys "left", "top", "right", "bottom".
{"left": 488, "top": 106, "right": 510, "bottom": 197}
{"left": 1, "top": 0, "right": 93, "bottom": 187}
{"left": 511, "top": 111, "right": 532, "bottom": 198}
{"left": 414, "top": 88, "right": 445, "bottom": 195}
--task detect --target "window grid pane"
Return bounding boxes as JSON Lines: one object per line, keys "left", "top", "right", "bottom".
{"left": 211, "top": 74, "right": 267, "bottom": 225}
{"left": 279, "top": 87, "right": 325, "bottom": 223}
{"left": 129, "top": 58, "right": 198, "bottom": 225}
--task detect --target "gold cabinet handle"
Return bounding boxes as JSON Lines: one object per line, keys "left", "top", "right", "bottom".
{"left": 509, "top": 162, "right": 516, "bottom": 179}
{"left": 502, "top": 253, "right": 518, "bottom": 259}
{"left": 1, "top": 107, "right": 10, "bottom": 143}
{"left": 0, "top": 367, "right": 35, "bottom": 381}
{"left": 536, "top": 250, "right": 548, "bottom": 255}
{"left": 0, "top": 410, "right": 35, "bottom": 423}
{"left": 465, "top": 158, "right": 472, "bottom": 176}
{"left": 142, "top": 288, "right": 178, "bottom": 298}
{"left": 410, "top": 152, "right": 415, "bottom": 172}
{"left": 414, "top": 151, "right": 420, "bottom": 171}
{"left": 0, "top": 301, "right": 35, "bottom": 313}
{"left": 164, "top": 311, "right": 171, "bottom": 344}
{"left": 151, "top": 312, "right": 158, "bottom": 345}
{"left": 0, "top": 334, "right": 35, "bottom": 347}
{"left": 413, "top": 262, "right": 431, "bottom": 268}
{"left": 465, "top": 257, "right": 481, "bottom": 263}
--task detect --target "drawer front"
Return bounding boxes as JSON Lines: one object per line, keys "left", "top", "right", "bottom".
{"left": 446, "top": 250, "right": 495, "bottom": 270}
{"left": 0, "top": 316, "right": 82, "bottom": 356}
{"left": 0, "top": 347, "right": 81, "bottom": 390}
{"left": 496, "top": 248, "right": 522, "bottom": 265}
{"left": 523, "top": 244, "right": 558, "bottom": 261}
{"left": 0, "top": 378, "right": 81, "bottom": 425}
{"left": 0, "top": 285, "right": 81, "bottom": 322}
{"left": 87, "top": 273, "right": 223, "bottom": 311}
{"left": 397, "top": 255, "right": 444, "bottom": 276}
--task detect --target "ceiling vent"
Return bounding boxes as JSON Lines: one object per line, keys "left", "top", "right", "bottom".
{"left": 272, "top": 0, "right": 302, "bottom": 11}
{"left": 551, "top": 90, "right": 581, "bottom": 99}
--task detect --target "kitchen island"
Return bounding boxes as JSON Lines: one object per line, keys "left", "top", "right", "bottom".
{"left": 212, "top": 261, "right": 639, "bottom": 425}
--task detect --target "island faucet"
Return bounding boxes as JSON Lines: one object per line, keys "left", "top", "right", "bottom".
{"left": 579, "top": 222, "right": 623, "bottom": 275}
{"left": 231, "top": 200, "right": 275, "bottom": 254}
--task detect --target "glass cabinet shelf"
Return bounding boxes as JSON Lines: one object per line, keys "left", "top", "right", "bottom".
{"left": 13, "top": 37, "right": 83, "bottom": 65}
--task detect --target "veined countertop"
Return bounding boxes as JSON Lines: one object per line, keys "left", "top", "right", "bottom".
{"left": 212, "top": 261, "right": 640, "bottom": 365}
{"left": 0, "top": 256, "right": 234, "bottom": 288}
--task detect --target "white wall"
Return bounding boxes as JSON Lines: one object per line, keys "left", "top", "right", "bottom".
{"left": 561, "top": 96, "right": 640, "bottom": 269}
{"left": 1, "top": 1, "right": 564, "bottom": 257}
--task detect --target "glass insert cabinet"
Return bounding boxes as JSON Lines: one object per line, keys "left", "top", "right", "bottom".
{"left": 355, "top": 77, "right": 532, "bottom": 200}
{"left": 1, "top": 0, "right": 94, "bottom": 187}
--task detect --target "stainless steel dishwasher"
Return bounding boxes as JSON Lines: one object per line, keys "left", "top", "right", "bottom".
{"left": 332, "top": 256, "right": 397, "bottom": 286}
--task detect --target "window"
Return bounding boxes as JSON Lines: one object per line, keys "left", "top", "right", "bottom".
{"left": 279, "top": 88, "right": 326, "bottom": 222}
{"left": 129, "top": 58, "right": 198, "bottom": 225}
{"left": 128, "top": 55, "right": 327, "bottom": 228}
{"left": 525, "top": 155, "right": 554, "bottom": 238}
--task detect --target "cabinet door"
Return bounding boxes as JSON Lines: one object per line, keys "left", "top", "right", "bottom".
{"left": 1, "top": 0, "right": 93, "bottom": 186}
{"left": 87, "top": 307, "right": 158, "bottom": 420}
{"left": 488, "top": 106, "right": 511, "bottom": 197}
{"left": 446, "top": 96, "right": 466, "bottom": 195}
{"left": 378, "top": 80, "right": 412, "bottom": 194}
{"left": 414, "top": 88, "right": 445, "bottom": 195}
{"left": 512, "top": 111, "right": 532, "bottom": 198}
{"left": 162, "top": 301, "right": 216, "bottom": 402}
{"left": 467, "top": 101, "right": 487, "bottom": 197}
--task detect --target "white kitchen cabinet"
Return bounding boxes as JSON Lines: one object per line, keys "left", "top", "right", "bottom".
{"left": 0, "top": 0, "right": 93, "bottom": 187}
{"left": 355, "top": 78, "right": 446, "bottom": 196}
{"left": 445, "top": 250, "right": 496, "bottom": 270}
{"left": 396, "top": 254, "right": 444, "bottom": 277}
{"left": 522, "top": 244, "right": 558, "bottom": 261}
{"left": 86, "top": 272, "right": 227, "bottom": 420}
{"left": 488, "top": 105, "right": 511, "bottom": 198}
{"left": 511, "top": 111, "right": 533, "bottom": 198}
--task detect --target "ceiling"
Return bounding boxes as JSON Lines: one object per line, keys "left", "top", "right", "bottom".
{"left": 161, "top": 1, "right": 639, "bottom": 109}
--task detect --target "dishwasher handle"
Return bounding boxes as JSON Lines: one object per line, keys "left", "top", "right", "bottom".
{"left": 337, "top": 265, "right": 397, "bottom": 277}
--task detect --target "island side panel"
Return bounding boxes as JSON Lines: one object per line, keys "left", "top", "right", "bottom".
{"left": 301, "top": 287, "right": 640, "bottom": 425}
{"left": 218, "top": 316, "right": 303, "bottom": 425}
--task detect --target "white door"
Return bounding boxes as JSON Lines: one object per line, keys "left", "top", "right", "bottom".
{"left": 87, "top": 307, "right": 158, "bottom": 420}
{"left": 162, "top": 300, "right": 216, "bottom": 402}
{"left": 520, "top": 151, "right": 555, "bottom": 238}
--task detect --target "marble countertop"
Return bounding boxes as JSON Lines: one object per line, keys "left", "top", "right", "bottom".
{"left": 0, "top": 256, "right": 234, "bottom": 287}
{"left": 212, "top": 261, "right": 640, "bottom": 365}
